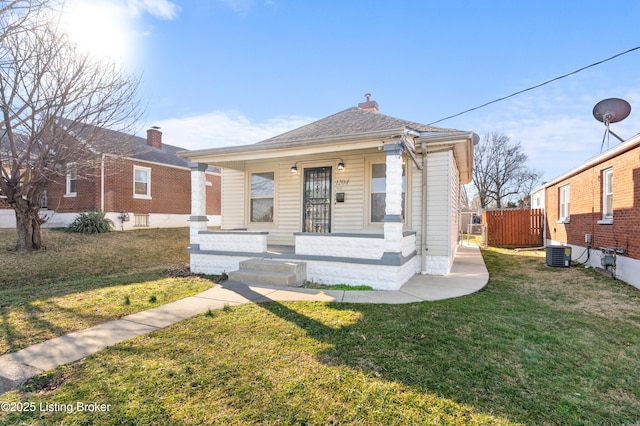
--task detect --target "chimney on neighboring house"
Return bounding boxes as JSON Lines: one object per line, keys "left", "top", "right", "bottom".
{"left": 358, "top": 93, "right": 379, "bottom": 113}
{"left": 146, "top": 126, "right": 162, "bottom": 149}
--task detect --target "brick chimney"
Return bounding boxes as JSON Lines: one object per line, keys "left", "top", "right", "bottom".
{"left": 146, "top": 126, "right": 162, "bottom": 149}
{"left": 358, "top": 93, "right": 379, "bottom": 113}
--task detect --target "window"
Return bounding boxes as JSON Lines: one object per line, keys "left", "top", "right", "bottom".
{"left": 134, "top": 214, "right": 150, "bottom": 227}
{"left": 134, "top": 166, "right": 151, "bottom": 198}
{"left": 250, "top": 172, "right": 274, "bottom": 222}
{"left": 558, "top": 184, "right": 570, "bottom": 222}
{"left": 370, "top": 163, "right": 405, "bottom": 222}
{"left": 602, "top": 168, "right": 613, "bottom": 220}
{"left": 40, "top": 189, "right": 48, "bottom": 208}
{"left": 65, "top": 164, "right": 77, "bottom": 197}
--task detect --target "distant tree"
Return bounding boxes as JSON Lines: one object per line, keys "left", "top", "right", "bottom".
{"left": 0, "top": 0, "right": 142, "bottom": 251}
{"left": 472, "top": 132, "right": 541, "bottom": 209}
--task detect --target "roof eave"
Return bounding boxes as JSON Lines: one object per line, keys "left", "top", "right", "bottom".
{"left": 539, "top": 132, "right": 640, "bottom": 189}
{"left": 417, "top": 131, "right": 476, "bottom": 184}
{"left": 178, "top": 128, "right": 412, "bottom": 163}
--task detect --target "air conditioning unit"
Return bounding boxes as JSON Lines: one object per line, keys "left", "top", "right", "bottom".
{"left": 546, "top": 246, "right": 572, "bottom": 268}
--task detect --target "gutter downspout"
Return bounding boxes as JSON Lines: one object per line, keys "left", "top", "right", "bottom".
{"left": 100, "top": 154, "right": 105, "bottom": 212}
{"left": 421, "top": 142, "right": 428, "bottom": 274}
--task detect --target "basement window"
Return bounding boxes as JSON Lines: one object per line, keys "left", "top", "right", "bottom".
{"left": 134, "top": 214, "right": 150, "bottom": 227}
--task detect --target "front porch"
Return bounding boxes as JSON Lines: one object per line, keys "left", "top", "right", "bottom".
{"left": 188, "top": 229, "right": 418, "bottom": 290}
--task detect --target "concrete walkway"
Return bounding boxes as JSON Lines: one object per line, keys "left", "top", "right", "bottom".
{"left": 0, "top": 244, "right": 488, "bottom": 395}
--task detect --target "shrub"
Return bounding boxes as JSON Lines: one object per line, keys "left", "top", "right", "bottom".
{"left": 67, "top": 211, "right": 114, "bottom": 234}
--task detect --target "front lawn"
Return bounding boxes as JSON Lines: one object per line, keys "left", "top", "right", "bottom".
{"left": 0, "top": 228, "right": 192, "bottom": 285}
{"left": 1, "top": 246, "right": 639, "bottom": 424}
{"left": 0, "top": 228, "right": 218, "bottom": 355}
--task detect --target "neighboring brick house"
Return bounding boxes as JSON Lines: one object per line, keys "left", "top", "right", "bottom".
{"left": 0, "top": 126, "right": 221, "bottom": 230}
{"left": 534, "top": 131, "right": 640, "bottom": 289}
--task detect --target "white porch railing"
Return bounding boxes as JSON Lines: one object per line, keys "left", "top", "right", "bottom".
{"left": 294, "top": 232, "right": 385, "bottom": 259}
{"left": 295, "top": 231, "right": 416, "bottom": 260}
{"left": 194, "top": 230, "right": 416, "bottom": 261}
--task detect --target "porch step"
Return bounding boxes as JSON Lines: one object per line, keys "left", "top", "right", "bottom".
{"left": 229, "top": 259, "right": 307, "bottom": 287}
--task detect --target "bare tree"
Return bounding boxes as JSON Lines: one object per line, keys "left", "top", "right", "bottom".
{"left": 472, "top": 132, "right": 541, "bottom": 209}
{"left": 0, "top": 1, "right": 50, "bottom": 40}
{"left": 0, "top": 1, "right": 142, "bottom": 251}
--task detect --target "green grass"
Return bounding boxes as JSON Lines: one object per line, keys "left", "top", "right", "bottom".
{"left": 304, "top": 282, "right": 373, "bottom": 291}
{"left": 0, "top": 228, "right": 192, "bottom": 285}
{"left": 0, "top": 228, "right": 219, "bottom": 355}
{"left": 1, "top": 240, "right": 640, "bottom": 424}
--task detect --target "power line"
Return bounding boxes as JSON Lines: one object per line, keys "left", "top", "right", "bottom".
{"left": 427, "top": 46, "right": 640, "bottom": 126}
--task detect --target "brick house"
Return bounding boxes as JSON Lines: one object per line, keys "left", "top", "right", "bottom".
{"left": 534, "top": 131, "right": 640, "bottom": 289}
{"left": 0, "top": 126, "right": 221, "bottom": 230}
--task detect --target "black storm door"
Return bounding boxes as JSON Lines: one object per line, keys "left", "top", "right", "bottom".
{"left": 303, "top": 167, "right": 332, "bottom": 233}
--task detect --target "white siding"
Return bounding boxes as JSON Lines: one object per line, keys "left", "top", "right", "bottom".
{"left": 271, "top": 161, "right": 300, "bottom": 245}
{"left": 411, "top": 162, "right": 423, "bottom": 254}
{"left": 424, "top": 151, "right": 451, "bottom": 257}
{"left": 333, "top": 156, "right": 365, "bottom": 232}
{"left": 221, "top": 168, "right": 245, "bottom": 229}
{"left": 217, "top": 148, "right": 459, "bottom": 262}
{"left": 449, "top": 153, "right": 461, "bottom": 262}
{"left": 225, "top": 151, "right": 376, "bottom": 245}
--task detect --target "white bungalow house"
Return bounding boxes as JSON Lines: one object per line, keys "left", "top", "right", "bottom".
{"left": 179, "top": 96, "right": 477, "bottom": 290}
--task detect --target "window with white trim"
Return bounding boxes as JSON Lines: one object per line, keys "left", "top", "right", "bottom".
{"left": 40, "top": 189, "right": 48, "bottom": 208}
{"left": 370, "top": 163, "right": 405, "bottom": 223}
{"left": 133, "top": 166, "right": 151, "bottom": 198}
{"left": 558, "top": 184, "right": 570, "bottom": 222}
{"left": 250, "top": 172, "right": 274, "bottom": 222}
{"left": 65, "top": 163, "right": 77, "bottom": 197}
{"left": 602, "top": 167, "right": 613, "bottom": 220}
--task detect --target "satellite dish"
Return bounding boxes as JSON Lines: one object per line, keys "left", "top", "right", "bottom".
{"left": 592, "top": 98, "right": 631, "bottom": 151}
{"left": 593, "top": 98, "right": 631, "bottom": 124}
{"left": 472, "top": 133, "right": 480, "bottom": 146}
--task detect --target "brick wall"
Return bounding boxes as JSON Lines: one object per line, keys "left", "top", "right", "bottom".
{"left": 206, "top": 172, "right": 221, "bottom": 215}
{"left": 545, "top": 144, "right": 640, "bottom": 260}
{"left": 45, "top": 167, "right": 99, "bottom": 212}
{"left": 45, "top": 156, "right": 221, "bottom": 216}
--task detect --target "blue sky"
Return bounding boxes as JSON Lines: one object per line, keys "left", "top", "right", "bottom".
{"left": 62, "top": 0, "right": 640, "bottom": 182}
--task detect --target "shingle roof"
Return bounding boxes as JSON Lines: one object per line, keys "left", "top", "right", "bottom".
{"left": 257, "top": 107, "right": 458, "bottom": 145}
{"left": 61, "top": 120, "right": 191, "bottom": 168}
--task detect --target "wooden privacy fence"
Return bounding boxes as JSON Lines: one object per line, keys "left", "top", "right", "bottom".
{"left": 482, "top": 208, "right": 544, "bottom": 248}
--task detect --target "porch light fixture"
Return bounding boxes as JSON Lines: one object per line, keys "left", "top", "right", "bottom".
{"left": 290, "top": 159, "right": 344, "bottom": 174}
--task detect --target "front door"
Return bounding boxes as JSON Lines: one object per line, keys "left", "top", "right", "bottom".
{"left": 303, "top": 167, "right": 331, "bottom": 233}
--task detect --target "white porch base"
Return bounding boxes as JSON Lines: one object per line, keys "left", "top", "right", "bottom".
{"left": 190, "top": 252, "right": 418, "bottom": 291}
{"left": 189, "top": 230, "right": 431, "bottom": 290}
{"left": 304, "top": 256, "right": 418, "bottom": 290}
{"left": 190, "top": 253, "right": 253, "bottom": 276}
{"left": 422, "top": 255, "right": 453, "bottom": 276}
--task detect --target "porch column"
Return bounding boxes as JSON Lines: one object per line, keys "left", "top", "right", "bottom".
{"left": 189, "top": 162, "right": 209, "bottom": 247}
{"left": 382, "top": 144, "right": 404, "bottom": 257}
